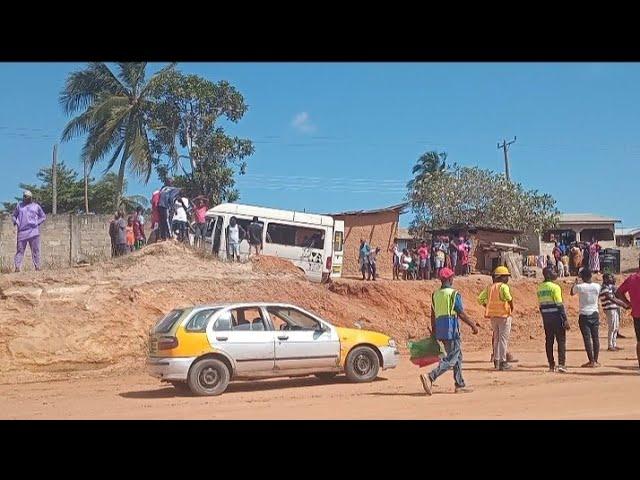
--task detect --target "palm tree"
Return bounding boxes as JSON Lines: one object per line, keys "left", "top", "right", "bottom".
{"left": 60, "top": 62, "right": 175, "bottom": 208}
{"left": 406, "top": 151, "right": 448, "bottom": 191}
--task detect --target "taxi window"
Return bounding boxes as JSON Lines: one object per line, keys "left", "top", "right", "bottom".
{"left": 185, "top": 309, "right": 220, "bottom": 332}
{"left": 154, "top": 309, "right": 184, "bottom": 334}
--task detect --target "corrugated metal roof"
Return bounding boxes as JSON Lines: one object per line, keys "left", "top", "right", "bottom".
{"left": 328, "top": 202, "right": 409, "bottom": 216}
{"left": 616, "top": 227, "right": 640, "bottom": 236}
{"left": 427, "top": 223, "right": 523, "bottom": 235}
{"left": 559, "top": 213, "right": 621, "bottom": 224}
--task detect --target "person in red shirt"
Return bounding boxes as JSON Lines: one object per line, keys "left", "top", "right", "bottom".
{"left": 417, "top": 241, "right": 431, "bottom": 280}
{"left": 150, "top": 189, "right": 161, "bottom": 231}
{"left": 616, "top": 258, "right": 640, "bottom": 369}
{"left": 192, "top": 196, "right": 210, "bottom": 249}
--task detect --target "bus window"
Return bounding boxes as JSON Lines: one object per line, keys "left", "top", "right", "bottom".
{"left": 266, "top": 222, "right": 325, "bottom": 249}
{"left": 333, "top": 231, "right": 343, "bottom": 252}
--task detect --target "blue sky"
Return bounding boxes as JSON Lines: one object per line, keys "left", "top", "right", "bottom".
{"left": 1, "top": 62, "right": 639, "bottom": 228}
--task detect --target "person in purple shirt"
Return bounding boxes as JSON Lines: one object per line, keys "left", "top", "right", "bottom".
{"left": 12, "top": 190, "right": 46, "bottom": 272}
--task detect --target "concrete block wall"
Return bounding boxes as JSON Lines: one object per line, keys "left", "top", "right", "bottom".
{"left": 0, "top": 213, "right": 112, "bottom": 272}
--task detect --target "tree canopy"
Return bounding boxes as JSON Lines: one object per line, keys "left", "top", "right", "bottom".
{"left": 2, "top": 162, "right": 146, "bottom": 214}
{"left": 148, "top": 71, "right": 254, "bottom": 204}
{"left": 408, "top": 163, "right": 559, "bottom": 238}
{"left": 59, "top": 62, "right": 176, "bottom": 208}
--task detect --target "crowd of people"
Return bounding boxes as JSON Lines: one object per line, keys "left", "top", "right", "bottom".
{"left": 418, "top": 258, "right": 640, "bottom": 395}
{"left": 545, "top": 238, "right": 604, "bottom": 278}
{"left": 107, "top": 178, "right": 213, "bottom": 257}
{"left": 385, "top": 236, "right": 472, "bottom": 281}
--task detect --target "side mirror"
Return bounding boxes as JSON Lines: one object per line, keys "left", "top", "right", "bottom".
{"left": 317, "top": 323, "right": 328, "bottom": 332}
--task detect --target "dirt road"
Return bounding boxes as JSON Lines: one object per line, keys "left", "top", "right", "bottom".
{"left": 2, "top": 329, "right": 638, "bottom": 420}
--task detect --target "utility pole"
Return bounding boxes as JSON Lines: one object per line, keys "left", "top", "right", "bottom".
{"left": 52, "top": 144, "right": 58, "bottom": 214}
{"left": 84, "top": 158, "right": 89, "bottom": 214}
{"left": 497, "top": 136, "right": 516, "bottom": 182}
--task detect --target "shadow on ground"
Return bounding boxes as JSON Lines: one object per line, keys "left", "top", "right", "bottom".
{"left": 120, "top": 376, "right": 387, "bottom": 399}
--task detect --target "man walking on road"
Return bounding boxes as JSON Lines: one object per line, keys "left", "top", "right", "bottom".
{"left": 420, "top": 267, "right": 479, "bottom": 395}
{"left": 12, "top": 190, "right": 46, "bottom": 272}
{"left": 616, "top": 258, "right": 640, "bottom": 370}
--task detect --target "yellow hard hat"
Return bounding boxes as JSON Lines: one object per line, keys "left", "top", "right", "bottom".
{"left": 493, "top": 266, "right": 511, "bottom": 276}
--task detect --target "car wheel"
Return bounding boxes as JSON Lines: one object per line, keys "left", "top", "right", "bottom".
{"left": 314, "top": 372, "right": 338, "bottom": 381}
{"left": 345, "top": 346, "right": 380, "bottom": 383}
{"left": 188, "top": 358, "right": 230, "bottom": 396}
{"left": 168, "top": 381, "right": 191, "bottom": 394}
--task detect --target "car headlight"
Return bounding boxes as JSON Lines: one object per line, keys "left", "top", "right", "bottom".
{"left": 388, "top": 339, "right": 397, "bottom": 348}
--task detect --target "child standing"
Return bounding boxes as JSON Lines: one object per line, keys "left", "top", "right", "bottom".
{"left": 599, "top": 273, "right": 631, "bottom": 351}
{"left": 126, "top": 216, "right": 135, "bottom": 253}
{"left": 557, "top": 259, "right": 565, "bottom": 278}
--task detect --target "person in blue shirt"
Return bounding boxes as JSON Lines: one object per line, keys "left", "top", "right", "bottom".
{"left": 358, "top": 239, "right": 370, "bottom": 280}
{"left": 421, "top": 267, "right": 479, "bottom": 395}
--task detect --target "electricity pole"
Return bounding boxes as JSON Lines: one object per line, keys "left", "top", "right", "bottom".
{"left": 497, "top": 136, "right": 516, "bottom": 182}
{"left": 52, "top": 144, "right": 58, "bottom": 214}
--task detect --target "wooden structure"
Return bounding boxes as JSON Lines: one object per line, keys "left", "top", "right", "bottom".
{"left": 428, "top": 224, "right": 524, "bottom": 276}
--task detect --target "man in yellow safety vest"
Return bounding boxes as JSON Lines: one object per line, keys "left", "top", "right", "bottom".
{"left": 478, "top": 265, "right": 515, "bottom": 371}
{"left": 420, "top": 267, "right": 479, "bottom": 395}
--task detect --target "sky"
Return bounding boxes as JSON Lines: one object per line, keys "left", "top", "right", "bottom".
{"left": 1, "top": 62, "right": 639, "bottom": 229}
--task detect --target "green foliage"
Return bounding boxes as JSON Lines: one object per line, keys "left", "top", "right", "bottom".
{"left": 148, "top": 71, "right": 254, "bottom": 205}
{"left": 406, "top": 151, "right": 448, "bottom": 191}
{"left": 60, "top": 62, "right": 176, "bottom": 207}
{"left": 408, "top": 163, "right": 559, "bottom": 237}
{"left": 2, "top": 162, "right": 145, "bottom": 214}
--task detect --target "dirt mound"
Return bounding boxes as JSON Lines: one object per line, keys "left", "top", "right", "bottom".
{"left": 250, "top": 255, "right": 305, "bottom": 277}
{"left": 0, "top": 242, "right": 636, "bottom": 384}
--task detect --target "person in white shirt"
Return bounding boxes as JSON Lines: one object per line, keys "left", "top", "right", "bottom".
{"left": 226, "top": 216, "right": 246, "bottom": 262}
{"left": 557, "top": 259, "right": 565, "bottom": 278}
{"left": 571, "top": 268, "right": 602, "bottom": 367}
{"left": 172, "top": 197, "right": 189, "bottom": 242}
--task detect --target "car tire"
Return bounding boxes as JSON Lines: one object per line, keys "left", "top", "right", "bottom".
{"left": 169, "top": 381, "right": 191, "bottom": 395}
{"left": 345, "top": 346, "right": 380, "bottom": 383}
{"left": 314, "top": 372, "right": 338, "bottom": 381}
{"left": 187, "top": 358, "right": 230, "bottom": 396}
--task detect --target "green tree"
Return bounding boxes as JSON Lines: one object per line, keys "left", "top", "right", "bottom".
{"left": 16, "top": 161, "right": 85, "bottom": 213}
{"left": 59, "top": 62, "right": 176, "bottom": 208}
{"left": 408, "top": 164, "right": 559, "bottom": 238}
{"left": 148, "top": 71, "right": 254, "bottom": 204}
{"left": 2, "top": 163, "right": 146, "bottom": 214}
{"left": 406, "top": 151, "right": 448, "bottom": 190}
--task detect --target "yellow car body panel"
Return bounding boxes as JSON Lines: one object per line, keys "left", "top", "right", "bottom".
{"left": 149, "top": 309, "right": 213, "bottom": 358}
{"left": 334, "top": 326, "right": 391, "bottom": 367}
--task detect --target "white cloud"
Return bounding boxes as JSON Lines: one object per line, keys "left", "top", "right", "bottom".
{"left": 291, "top": 112, "right": 316, "bottom": 133}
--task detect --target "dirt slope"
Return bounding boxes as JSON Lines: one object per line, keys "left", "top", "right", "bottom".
{"left": 0, "top": 242, "right": 635, "bottom": 384}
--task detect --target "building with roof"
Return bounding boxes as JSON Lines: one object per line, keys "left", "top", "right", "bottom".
{"left": 328, "top": 203, "right": 408, "bottom": 277}
{"left": 616, "top": 227, "right": 640, "bottom": 247}
{"left": 523, "top": 213, "right": 622, "bottom": 256}
{"left": 395, "top": 227, "right": 417, "bottom": 253}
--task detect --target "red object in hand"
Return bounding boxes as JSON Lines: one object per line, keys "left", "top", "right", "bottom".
{"left": 410, "top": 356, "right": 441, "bottom": 367}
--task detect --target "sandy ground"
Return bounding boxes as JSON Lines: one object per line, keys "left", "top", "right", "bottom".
{"left": 2, "top": 329, "right": 638, "bottom": 420}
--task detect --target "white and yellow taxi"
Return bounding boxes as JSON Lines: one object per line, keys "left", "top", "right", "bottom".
{"left": 147, "top": 302, "right": 399, "bottom": 396}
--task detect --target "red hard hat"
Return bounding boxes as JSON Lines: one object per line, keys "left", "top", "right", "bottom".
{"left": 438, "top": 267, "right": 455, "bottom": 280}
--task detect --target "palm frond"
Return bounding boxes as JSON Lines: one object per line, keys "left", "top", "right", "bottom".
{"left": 116, "top": 62, "right": 147, "bottom": 93}
{"left": 59, "top": 63, "right": 127, "bottom": 115}
{"left": 124, "top": 117, "right": 154, "bottom": 182}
